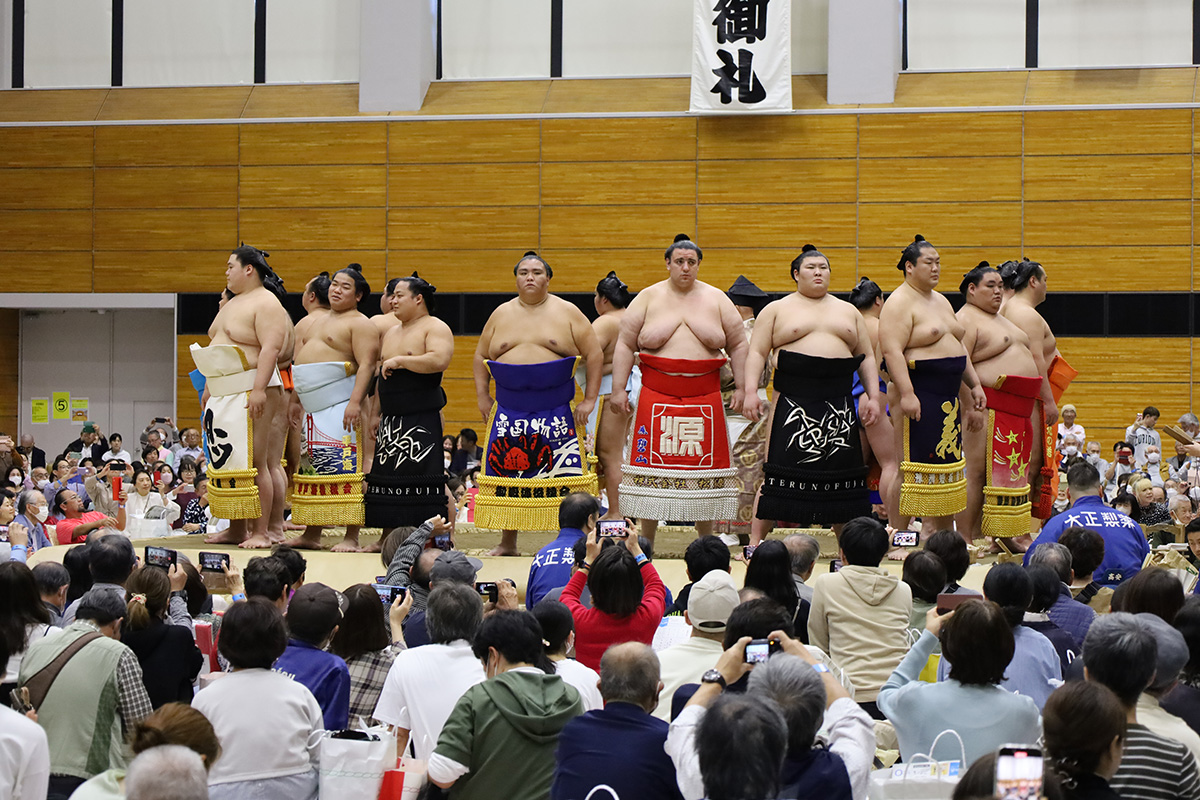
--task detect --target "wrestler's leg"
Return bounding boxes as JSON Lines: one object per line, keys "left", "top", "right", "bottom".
{"left": 861, "top": 394, "right": 906, "bottom": 530}
{"left": 207, "top": 517, "right": 248, "bottom": 545}
{"left": 640, "top": 518, "right": 658, "bottom": 545}
{"left": 362, "top": 394, "right": 379, "bottom": 474}
{"left": 283, "top": 392, "right": 304, "bottom": 531}
{"left": 288, "top": 525, "right": 327, "bottom": 550}
{"left": 266, "top": 389, "right": 289, "bottom": 544}
{"left": 597, "top": 400, "right": 630, "bottom": 520}
{"left": 958, "top": 409, "right": 986, "bottom": 545}
{"left": 332, "top": 525, "right": 363, "bottom": 553}
{"left": 240, "top": 387, "right": 284, "bottom": 549}
{"left": 489, "top": 529, "right": 519, "bottom": 557}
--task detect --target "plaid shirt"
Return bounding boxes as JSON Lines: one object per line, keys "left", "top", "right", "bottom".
{"left": 346, "top": 648, "right": 396, "bottom": 725}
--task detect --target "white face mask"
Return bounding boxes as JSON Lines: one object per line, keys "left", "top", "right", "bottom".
{"left": 35, "top": 479, "right": 49, "bottom": 490}
{"left": 1063, "top": 446, "right": 1078, "bottom": 457}
{"left": 31, "top": 506, "right": 48, "bottom": 523}
{"left": 1148, "top": 452, "right": 1161, "bottom": 464}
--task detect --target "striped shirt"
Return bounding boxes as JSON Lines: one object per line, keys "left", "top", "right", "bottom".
{"left": 346, "top": 648, "right": 396, "bottom": 726}
{"left": 1109, "top": 723, "right": 1200, "bottom": 800}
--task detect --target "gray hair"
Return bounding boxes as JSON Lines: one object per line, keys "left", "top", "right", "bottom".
{"left": 747, "top": 653, "right": 827, "bottom": 754}
{"left": 76, "top": 586, "right": 128, "bottom": 626}
{"left": 783, "top": 534, "right": 820, "bottom": 576}
{"left": 16, "top": 488, "right": 44, "bottom": 517}
{"left": 1170, "top": 494, "right": 1194, "bottom": 515}
{"left": 1028, "top": 543, "right": 1073, "bottom": 585}
{"left": 1082, "top": 612, "right": 1157, "bottom": 707}
{"left": 425, "top": 582, "right": 483, "bottom": 644}
{"left": 698, "top": 694, "right": 787, "bottom": 800}
{"left": 598, "top": 642, "right": 660, "bottom": 708}
{"left": 126, "top": 745, "right": 209, "bottom": 800}
{"left": 1180, "top": 413, "right": 1200, "bottom": 429}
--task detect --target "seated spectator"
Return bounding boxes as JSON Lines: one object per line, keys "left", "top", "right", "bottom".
{"left": 20, "top": 588, "right": 153, "bottom": 799}
{"left": 564, "top": 525, "right": 666, "bottom": 670}
{"left": 5, "top": 464, "right": 23, "bottom": 490}
{"left": 0, "top": 562, "right": 61, "bottom": 698}
{"left": 32, "top": 561, "right": 70, "bottom": 627}
{"left": 63, "top": 534, "right": 136, "bottom": 625}
{"left": 782, "top": 532, "right": 820, "bottom": 604}
{"left": 1042, "top": 681, "right": 1126, "bottom": 800}
{"left": 172, "top": 427, "right": 204, "bottom": 463}
{"left": 0, "top": 631, "right": 50, "bottom": 800}
{"left": 71, "top": 702, "right": 221, "bottom": 800}
{"left": 809, "top": 516, "right": 913, "bottom": 719}
{"left": 527, "top": 492, "right": 598, "bottom": 609}
{"left": 1059, "top": 526, "right": 1112, "bottom": 611}
{"left": 653, "top": 569, "right": 740, "bottom": 721}
{"left": 275, "top": 583, "right": 352, "bottom": 731}
{"left": 13, "top": 488, "right": 52, "bottom": 553}
{"left": 448, "top": 428, "right": 482, "bottom": 475}
{"left": 1027, "top": 541, "right": 1096, "bottom": 645}
{"left": 329, "top": 583, "right": 400, "bottom": 725}
{"left": 381, "top": 515, "right": 445, "bottom": 612}
{"left": 143, "top": 428, "right": 173, "bottom": 466}
{"left": 1103, "top": 441, "right": 1137, "bottom": 500}
{"left": 62, "top": 544, "right": 93, "bottom": 606}
{"left": 168, "top": 459, "right": 200, "bottom": 526}
{"left": 1112, "top": 566, "right": 1185, "bottom": 623}
{"left": 1083, "top": 612, "right": 1200, "bottom": 800}
{"left": 100, "top": 432, "right": 131, "bottom": 464}
{"left": 902, "top": 549, "right": 946, "bottom": 647}
{"left": 552, "top": 642, "right": 684, "bottom": 800}
{"left": 1164, "top": 597, "right": 1200, "bottom": 734}
{"left": 665, "top": 534, "right": 731, "bottom": 616}
{"left": 83, "top": 462, "right": 129, "bottom": 522}
{"left": 124, "top": 468, "right": 181, "bottom": 536}
{"left": 953, "top": 752, "right": 1065, "bottom": 800}
{"left": 180, "top": 474, "right": 227, "bottom": 536}
{"left": 124, "top": 745, "right": 207, "bottom": 800}
{"left": 53, "top": 488, "right": 122, "bottom": 546}
{"left": 744, "top": 539, "right": 803, "bottom": 634}
{"left": 924, "top": 528, "right": 981, "bottom": 596}
{"left": 1135, "top": 477, "right": 1172, "bottom": 526}
{"left": 532, "top": 599, "right": 603, "bottom": 711}
{"left": 374, "top": 582, "right": 486, "bottom": 760}
{"left": 66, "top": 422, "right": 110, "bottom": 465}
{"left": 43, "top": 456, "right": 88, "bottom": 511}
{"left": 542, "top": 536, "right": 592, "bottom": 607}
{"left": 938, "top": 562, "right": 1061, "bottom": 709}
{"left": 1170, "top": 493, "right": 1195, "bottom": 530}
{"left": 1025, "top": 565, "right": 1080, "bottom": 673}
{"left": 271, "top": 543, "right": 307, "bottom": 591}
{"left": 0, "top": 489, "right": 30, "bottom": 563}
{"left": 403, "top": 550, "right": 497, "bottom": 648}
{"left": 1060, "top": 433, "right": 1083, "bottom": 471}
{"left": 1026, "top": 462, "right": 1148, "bottom": 587}
{"left": 878, "top": 599, "right": 1041, "bottom": 765}
{"left": 429, "top": 610, "right": 584, "bottom": 800}
{"left": 1131, "top": 613, "right": 1200, "bottom": 763}
{"left": 121, "top": 566, "right": 203, "bottom": 708}
{"left": 193, "top": 598, "right": 322, "bottom": 800}
{"left": 244, "top": 555, "right": 291, "bottom": 610}
{"left": 1058, "top": 403, "right": 1085, "bottom": 446}
{"left": 16, "top": 433, "right": 45, "bottom": 470}
{"left": 1053, "top": 472, "right": 1071, "bottom": 514}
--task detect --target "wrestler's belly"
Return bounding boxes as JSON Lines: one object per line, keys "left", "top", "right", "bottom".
{"left": 974, "top": 350, "right": 1039, "bottom": 386}
{"left": 638, "top": 327, "right": 723, "bottom": 361}
{"left": 904, "top": 333, "right": 964, "bottom": 363}
{"left": 295, "top": 341, "right": 353, "bottom": 365}
{"left": 208, "top": 333, "right": 263, "bottom": 368}
{"left": 774, "top": 334, "right": 855, "bottom": 362}
{"left": 491, "top": 342, "right": 569, "bottom": 363}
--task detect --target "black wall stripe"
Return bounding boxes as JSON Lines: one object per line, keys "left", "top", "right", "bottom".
{"left": 901, "top": 0, "right": 908, "bottom": 71}
{"left": 1194, "top": 0, "right": 1200, "bottom": 64}
{"left": 11, "top": 0, "right": 24, "bottom": 88}
{"left": 253, "top": 0, "right": 266, "bottom": 84}
{"left": 549, "top": 0, "right": 563, "bottom": 78}
{"left": 435, "top": 0, "right": 443, "bottom": 80}
{"left": 111, "top": 0, "right": 123, "bottom": 86}
{"left": 1025, "top": 0, "right": 1039, "bottom": 69}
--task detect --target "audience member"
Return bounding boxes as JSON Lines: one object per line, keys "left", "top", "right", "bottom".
{"left": 782, "top": 532, "right": 821, "bottom": 603}
{"left": 527, "top": 492, "right": 598, "bottom": 609}
{"left": 1165, "top": 597, "right": 1200, "bottom": 734}
{"left": 878, "top": 600, "right": 1041, "bottom": 765}
{"left": 193, "top": 598, "right": 322, "bottom": 800}
{"left": 329, "top": 583, "right": 401, "bottom": 725}
{"left": 83, "top": 462, "right": 125, "bottom": 521}
{"left": 17, "top": 433, "right": 46, "bottom": 470}
{"left": 653, "top": 569, "right": 739, "bottom": 721}
{"left": 99, "top": 433, "right": 130, "bottom": 465}
{"left": 244, "top": 554, "right": 291, "bottom": 608}
{"left": 1134, "top": 477, "right": 1172, "bottom": 526}
{"left": 448, "top": 428, "right": 482, "bottom": 474}
{"left": 532, "top": 599, "right": 603, "bottom": 711}
{"left": 1103, "top": 441, "right": 1137, "bottom": 500}
{"left": 564, "top": 525, "right": 666, "bottom": 670}
{"left": 665, "top": 534, "right": 731, "bottom": 615}
{"left": 552, "top": 642, "right": 684, "bottom": 800}
{"left": 1082, "top": 612, "right": 1200, "bottom": 800}
{"left": 62, "top": 543, "right": 93, "bottom": 605}
{"left": 53, "top": 488, "right": 120, "bottom": 545}
{"left": 1026, "top": 462, "right": 1148, "bottom": 587}
{"left": 180, "top": 473, "right": 226, "bottom": 535}
{"left": 71, "top": 702, "right": 221, "bottom": 800}
{"left": 809, "top": 516, "right": 912, "bottom": 718}
{"left": 1130, "top": 612, "right": 1200, "bottom": 764}
{"left": 744, "top": 539, "right": 803, "bottom": 632}
{"left": 0, "top": 562, "right": 60, "bottom": 699}
{"left": 14, "top": 488, "right": 52, "bottom": 552}
{"left": 63, "top": 533, "right": 135, "bottom": 624}
{"left": 374, "top": 582, "right": 486, "bottom": 760}
{"left": 31, "top": 561, "right": 70, "bottom": 627}
{"left": 1058, "top": 526, "right": 1112, "bottom": 611}
{"left": 953, "top": 751, "right": 1065, "bottom": 800}
{"left": 924, "top": 528, "right": 981, "bottom": 595}
{"left": 271, "top": 544, "right": 308, "bottom": 591}
{"left": 1042, "top": 681, "right": 1125, "bottom": 800}
{"left": 43, "top": 456, "right": 88, "bottom": 511}
{"left": 172, "top": 427, "right": 205, "bottom": 463}
{"left": 20, "top": 588, "right": 153, "bottom": 799}
{"left": 65, "top": 422, "right": 110, "bottom": 465}
{"left": 1127, "top": 407, "right": 1163, "bottom": 466}
{"left": 1025, "top": 565, "right": 1080, "bottom": 673}
{"left": 403, "top": 549, "right": 495, "bottom": 648}
{"left": 275, "top": 582, "right": 351, "bottom": 731}
{"left": 1113, "top": 566, "right": 1185, "bottom": 623}
{"left": 429, "top": 610, "right": 583, "bottom": 800}
{"left": 0, "top": 632, "right": 49, "bottom": 800}
{"left": 124, "top": 745, "right": 208, "bottom": 800}
{"left": 1028, "top": 540, "right": 1096, "bottom": 645}
{"left": 902, "top": 549, "right": 946, "bottom": 646}
{"left": 1058, "top": 403, "right": 1085, "bottom": 445}
{"left": 121, "top": 565, "right": 203, "bottom": 708}
{"left": 381, "top": 515, "right": 444, "bottom": 610}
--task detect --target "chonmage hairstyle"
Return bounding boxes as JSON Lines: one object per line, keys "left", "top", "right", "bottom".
{"left": 895, "top": 234, "right": 935, "bottom": 273}
{"left": 232, "top": 244, "right": 286, "bottom": 302}
{"left": 665, "top": 233, "right": 702, "bottom": 262}
{"left": 397, "top": 271, "right": 438, "bottom": 312}
{"left": 514, "top": 250, "right": 553, "bottom": 279}
{"left": 789, "top": 244, "right": 828, "bottom": 280}
{"left": 596, "top": 270, "right": 634, "bottom": 308}
{"left": 333, "top": 262, "right": 371, "bottom": 301}
{"left": 999, "top": 258, "right": 1045, "bottom": 292}
{"left": 848, "top": 277, "right": 882, "bottom": 309}
{"left": 958, "top": 260, "right": 999, "bottom": 297}
{"left": 306, "top": 272, "right": 331, "bottom": 307}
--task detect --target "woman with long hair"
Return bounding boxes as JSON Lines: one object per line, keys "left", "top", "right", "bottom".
{"left": 531, "top": 598, "right": 602, "bottom": 710}
{"left": 0, "top": 561, "right": 58, "bottom": 698}
{"left": 744, "top": 540, "right": 801, "bottom": 624}
{"left": 329, "top": 583, "right": 405, "bottom": 725}
{"left": 122, "top": 565, "right": 204, "bottom": 707}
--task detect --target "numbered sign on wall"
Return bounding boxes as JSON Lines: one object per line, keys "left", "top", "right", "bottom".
{"left": 690, "top": 0, "right": 792, "bottom": 112}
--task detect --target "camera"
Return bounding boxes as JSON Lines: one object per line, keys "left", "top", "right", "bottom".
{"left": 475, "top": 581, "right": 499, "bottom": 603}
{"left": 744, "top": 638, "right": 782, "bottom": 664}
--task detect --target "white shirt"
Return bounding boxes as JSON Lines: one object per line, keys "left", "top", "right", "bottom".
{"left": 1057, "top": 423, "right": 1085, "bottom": 446}
{"left": 2, "top": 623, "right": 61, "bottom": 683}
{"left": 652, "top": 636, "right": 724, "bottom": 721}
{"left": 553, "top": 657, "right": 602, "bottom": 711}
{"left": 125, "top": 491, "right": 180, "bottom": 523}
{"left": 101, "top": 450, "right": 131, "bottom": 463}
{"left": 0, "top": 705, "right": 50, "bottom": 800}
{"left": 192, "top": 668, "right": 324, "bottom": 785}
{"left": 1137, "top": 692, "right": 1200, "bottom": 766}
{"left": 372, "top": 639, "right": 486, "bottom": 761}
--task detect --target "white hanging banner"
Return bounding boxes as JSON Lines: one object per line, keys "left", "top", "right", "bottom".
{"left": 690, "top": 0, "right": 792, "bottom": 113}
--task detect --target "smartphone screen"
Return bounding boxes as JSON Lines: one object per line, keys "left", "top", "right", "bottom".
{"left": 936, "top": 592, "right": 974, "bottom": 614}
{"left": 995, "top": 746, "right": 1043, "bottom": 800}
{"left": 597, "top": 519, "right": 627, "bottom": 538}
{"left": 433, "top": 533, "right": 452, "bottom": 550}
{"left": 475, "top": 581, "right": 498, "bottom": 603}
{"left": 145, "top": 546, "right": 177, "bottom": 569}
{"left": 891, "top": 530, "right": 918, "bottom": 547}
{"left": 373, "top": 583, "right": 404, "bottom": 605}
{"left": 199, "top": 551, "right": 230, "bottom": 572}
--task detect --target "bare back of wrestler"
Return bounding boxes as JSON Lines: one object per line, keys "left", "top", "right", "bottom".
{"left": 590, "top": 284, "right": 630, "bottom": 520}
{"left": 474, "top": 255, "right": 602, "bottom": 555}
{"left": 880, "top": 240, "right": 986, "bottom": 537}
{"left": 610, "top": 241, "right": 748, "bottom": 541}
{"left": 957, "top": 269, "right": 1040, "bottom": 543}
{"left": 743, "top": 250, "right": 882, "bottom": 543}
{"left": 205, "top": 253, "right": 295, "bottom": 548}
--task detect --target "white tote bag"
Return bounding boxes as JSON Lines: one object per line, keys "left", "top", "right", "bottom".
{"left": 868, "top": 729, "right": 965, "bottom": 800}
{"left": 317, "top": 728, "right": 397, "bottom": 799}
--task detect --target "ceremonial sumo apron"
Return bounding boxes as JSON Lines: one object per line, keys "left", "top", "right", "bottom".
{"left": 291, "top": 362, "right": 365, "bottom": 526}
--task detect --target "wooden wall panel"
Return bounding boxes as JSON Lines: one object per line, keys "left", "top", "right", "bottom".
{"left": 0, "top": 211, "right": 92, "bottom": 251}
{"left": 698, "top": 160, "right": 857, "bottom": 205}
{"left": 239, "top": 208, "right": 387, "bottom": 251}
{"left": 699, "top": 204, "right": 856, "bottom": 249}
{"left": 385, "top": 251, "right": 528, "bottom": 292}
{"left": 240, "top": 123, "right": 387, "bottom": 166}
{"left": 1023, "top": 68, "right": 1196, "bottom": 107}
{"left": 699, "top": 248, "right": 860, "bottom": 293}
{"left": 95, "top": 125, "right": 239, "bottom": 167}
{"left": 94, "top": 251, "right": 232, "bottom": 294}
{"left": 1058, "top": 338, "right": 1190, "bottom": 380}
{"left": 96, "top": 87, "right": 252, "bottom": 121}
{"left": 388, "top": 120, "right": 540, "bottom": 164}
{"left": 239, "top": 165, "right": 387, "bottom": 208}
{"left": 542, "top": 205, "right": 696, "bottom": 250}
{"left": 0, "top": 309, "right": 18, "bottom": 438}
{"left": 388, "top": 207, "right": 539, "bottom": 250}
{"left": 95, "top": 167, "right": 238, "bottom": 209}
{"left": 0, "top": 128, "right": 93, "bottom": 167}
{"left": 0, "top": 252, "right": 92, "bottom": 291}
{"left": 389, "top": 164, "right": 539, "bottom": 207}
{"left": 1024, "top": 247, "right": 1191, "bottom": 292}
{"left": 541, "top": 118, "right": 697, "bottom": 162}
{"left": 858, "top": 112, "right": 1022, "bottom": 158}
{"left": 1026, "top": 155, "right": 1192, "bottom": 201}
{"left": 858, "top": 157, "right": 1022, "bottom": 203}
{"left": 1025, "top": 109, "right": 1192, "bottom": 156}
{"left": 93, "top": 209, "right": 234, "bottom": 252}
{"left": 858, "top": 203, "right": 1021, "bottom": 248}
{"left": 855, "top": 248, "right": 1004, "bottom": 284}
{"left": 543, "top": 162, "right": 696, "bottom": 206}
{"left": 255, "top": 251, "right": 387, "bottom": 292}
{"left": 1024, "top": 201, "right": 1192, "bottom": 247}
{"left": 0, "top": 169, "right": 93, "bottom": 209}
{"left": 698, "top": 115, "right": 857, "bottom": 160}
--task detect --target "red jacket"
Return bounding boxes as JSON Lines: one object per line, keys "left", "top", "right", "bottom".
{"left": 562, "top": 561, "right": 666, "bottom": 671}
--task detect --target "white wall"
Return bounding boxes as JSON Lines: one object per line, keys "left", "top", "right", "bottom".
{"left": 22, "top": 0, "right": 111, "bottom": 88}
{"left": 267, "top": 0, "right": 360, "bottom": 83}
{"left": 1, "top": 0, "right": 11, "bottom": 88}
{"left": 123, "top": 0, "right": 254, "bottom": 87}
{"left": 1039, "top": 0, "right": 1192, "bottom": 68}
{"left": 19, "top": 309, "right": 175, "bottom": 456}
{"left": 440, "top": 0, "right": 550, "bottom": 79}
{"left": 907, "top": 0, "right": 1025, "bottom": 71}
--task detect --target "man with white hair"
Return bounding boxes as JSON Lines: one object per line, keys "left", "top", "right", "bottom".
{"left": 1170, "top": 493, "right": 1196, "bottom": 529}
{"left": 125, "top": 746, "right": 209, "bottom": 800}
{"left": 1027, "top": 541, "right": 1095, "bottom": 645}
{"left": 783, "top": 533, "right": 820, "bottom": 603}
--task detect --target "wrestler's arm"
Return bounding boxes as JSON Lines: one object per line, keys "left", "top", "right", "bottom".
{"left": 851, "top": 312, "right": 881, "bottom": 427}
{"left": 474, "top": 317, "right": 497, "bottom": 421}
{"left": 398, "top": 321, "right": 454, "bottom": 374}
{"left": 344, "top": 318, "right": 381, "bottom": 432}
{"left": 610, "top": 296, "right": 647, "bottom": 415}
{"left": 249, "top": 306, "right": 286, "bottom": 419}
{"left": 1020, "top": 310, "right": 1059, "bottom": 425}
{"left": 949, "top": 302, "right": 986, "bottom": 412}
{"left": 717, "top": 292, "right": 748, "bottom": 411}
{"left": 957, "top": 316, "right": 985, "bottom": 432}
{"left": 571, "top": 307, "right": 603, "bottom": 426}
{"left": 879, "top": 298, "right": 920, "bottom": 421}
{"left": 741, "top": 303, "right": 775, "bottom": 422}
